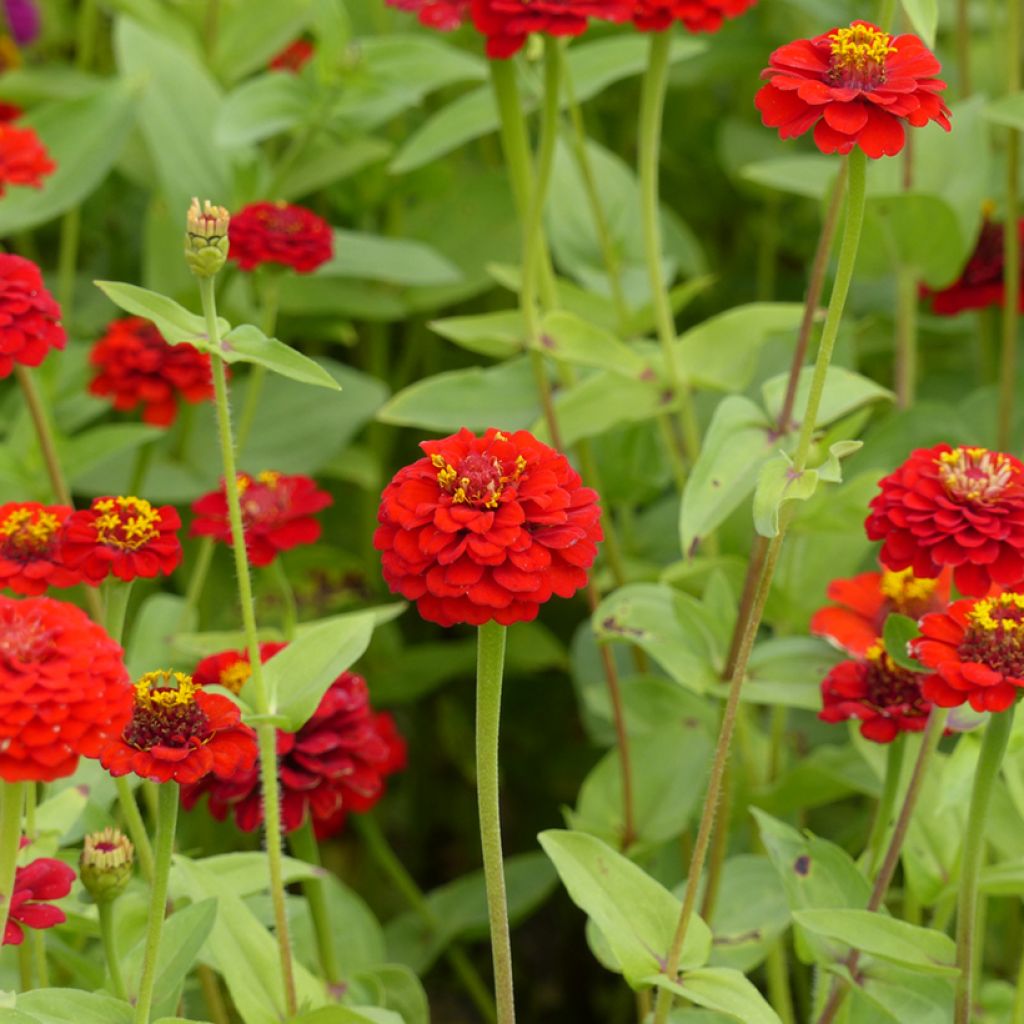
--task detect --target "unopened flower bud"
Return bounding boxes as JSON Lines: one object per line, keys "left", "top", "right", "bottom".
{"left": 185, "top": 197, "right": 230, "bottom": 278}
{"left": 80, "top": 827, "right": 134, "bottom": 903}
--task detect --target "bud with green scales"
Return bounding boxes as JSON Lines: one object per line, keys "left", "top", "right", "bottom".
{"left": 185, "top": 197, "right": 230, "bottom": 278}
{"left": 80, "top": 827, "right": 134, "bottom": 903}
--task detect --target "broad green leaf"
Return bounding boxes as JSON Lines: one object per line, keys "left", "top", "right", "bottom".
{"left": 709, "top": 856, "right": 790, "bottom": 973}
{"left": 33, "top": 785, "right": 89, "bottom": 843}
{"left": 761, "top": 366, "right": 893, "bottom": 429}
{"left": 212, "top": 0, "right": 314, "bottom": 82}
{"left": 848, "top": 960, "right": 955, "bottom": 1024}
{"left": 93, "top": 281, "right": 228, "bottom": 347}
{"left": 216, "top": 72, "right": 310, "bottom": 147}
{"left": 318, "top": 230, "right": 461, "bottom": 287}
{"left": 14, "top": 991, "right": 133, "bottom": 1024}
{"left": 539, "top": 829, "right": 712, "bottom": 986}
{"left": 289, "top": 1009, "right": 404, "bottom": 1024}
{"left": 882, "top": 613, "right": 926, "bottom": 672}
{"left": 899, "top": 0, "right": 938, "bottom": 45}
{"left": 125, "top": 595, "right": 196, "bottom": 680}
{"left": 220, "top": 325, "right": 341, "bottom": 390}
{"left": 740, "top": 155, "right": 838, "bottom": 199}
{"left": 538, "top": 311, "right": 647, "bottom": 376}
{"left": 743, "top": 637, "right": 842, "bottom": 711}
{"left": 62, "top": 424, "right": 163, "bottom": 485}
{"left": 545, "top": 368, "right": 665, "bottom": 447}
{"left": 985, "top": 92, "right": 1024, "bottom": 132}
{"left": 350, "top": 965, "right": 428, "bottom": 1024}
{"left": 195, "top": 852, "right": 321, "bottom": 897}
{"left": 429, "top": 310, "right": 524, "bottom": 359}
{"left": 278, "top": 136, "right": 393, "bottom": 201}
{"left": 646, "top": 970, "right": 782, "bottom": 1024}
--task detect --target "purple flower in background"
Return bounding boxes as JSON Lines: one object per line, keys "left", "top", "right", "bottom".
{"left": 3, "top": 0, "right": 40, "bottom": 46}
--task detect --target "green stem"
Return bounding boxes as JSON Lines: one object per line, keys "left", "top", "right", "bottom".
{"left": 894, "top": 265, "right": 918, "bottom": 409}
{"left": 1013, "top": 940, "right": 1024, "bottom": 1024}
{"left": 0, "top": 781, "right": 26, "bottom": 945}
{"left": 865, "top": 734, "right": 906, "bottom": 878}
{"left": 102, "top": 579, "right": 134, "bottom": 647}
{"left": 287, "top": 819, "right": 341, "bottom": 985}
{"left": 756, "top": 193, "right": 781, "bottom": 302}
{"left": 268, "top": 557, "right": 298, "bottom": 641}
{"left": 57, "top": 209, "right": 81, "bottom": 326}
{"left": 956, "top": 706, "right": 1015, "bottom": 1024}
{"left": 99, "top": 901, "right": 128, "bottom": 1000}
{"left": 476, "top": 621, "right": 515, "bottom": 1024}
{"left": 765, "top": 940, "right": 797, "bottom": 1024}
{"left": 179, "top": 537, "right": 215, "bottom": 630}
{"left": 115, "top": 778, "right": 154, "bottom": 883}
{"left": 128, "top": 441, "right": 156, "bottom": 497}
{"left": 15, "top": 366, "right": 71, "bottom": 506}
{"left": 236, "top": 272, "right": 281, "bottom": 455}
{"left": 133, "top": 781, "right": 178, "bottom": 1024}
{"left": 197, "top": 964, "right": 232, "bottom": 1024}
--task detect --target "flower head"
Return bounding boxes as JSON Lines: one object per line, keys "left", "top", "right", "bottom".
{"left": 3, "top": 0, "right": 40, "bottom": 46}
{"left": 0, "top": 595, "right": 130, "bottom": 782}
{"left": 88, "top": 316, "right": 215, "bottom": 427}
{"left": 0, "top": 103, "right": 22, "bottom": 123}
{"left": 182, "top": 647, "right": 405, "bottom": 838}
{"left": 912, "top": 594, "right": 1024, "bottom": 712}
{"left": 469, "top": 0, "right": 631, "bottom": 59}
{"left": 62, "top": 496, "right": 182, "bottom": 585}
{"left": 755, "top": 21, "right": 950, "bottom": 158}
{"left": 3, "top": 856, "right": 74, "bottom": 945}
{"left": 185, "top": 197, "right": 230, "bottom": 278}
{"left": 866, "top": 444, "right": 1024, "bottom": 597}
{"left": 386, "top": 0, "right": 469, "bottom": 30}
{"left": 0, "top": 121, "right": 54, "bottom": 195}
{"left": 228, "top": 201, "right": 333, "bottom": 274}
{"left": 0, "top": 254, "right": 66, "bottom": 378}
{"left": 375, "top": 427, "right": 602, "bottom": 626}
{"left": 631, "top": 0, "right": 756, "bottom": 32}
{"left": 268, "top": 38, "right": 315, "bottom": 71}
{"left": 79, "top": 827, "right": 133, "bottom": 903}
{"left": 190, "top": 471, "right": 333, "bottom": 567}
{"left": 97, "top": 669, "right": 258, "bottom": 784}
{"left": 0, "top": 502, "right": 80, "bottom": 596}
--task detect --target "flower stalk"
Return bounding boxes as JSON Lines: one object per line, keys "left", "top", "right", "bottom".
{"left": 98, "top": 901, "right": 128, "bottom": 1000}
{"left": 287, "top": 819, "right": 341, "bottom": 986}
{"left": 0, "top": 781, "right": 26, "bottom": 945}
{"left": 865, "top": 732, "right": 906, "bottom": 878}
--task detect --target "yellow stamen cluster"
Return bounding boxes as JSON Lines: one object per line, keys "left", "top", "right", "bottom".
{"left": 936, "top": 447, "right": 1013, "bottom": 503}
{"left": 865, "top": 641, "right": 898, "bottom": 672}
{"left": 94, "top": 496, "right": 161, "bottom": 550}
{"left": 828, "top": 24, "right": 896, "bottom": 71}
{"left": 880, "top": 568, "right": 938, "bottom": 607}
{"left": 967, "top": 593, "right": 1024, "bottom": 634}
{"left": 237, "top": 470, "right": 282, "bottom": 495}
{"left": 431, "top": 451, "right": 527, "bottom": 509}
{"left": 219, "top": 661, "right": 252, "bottom": 695}
{"left": 133, "top": 670, "right": 199, "bottom": 709}
{"left": 0, "top": 507, "right": 60, "bottom": 551}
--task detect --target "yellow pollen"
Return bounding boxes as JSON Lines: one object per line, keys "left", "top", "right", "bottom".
{"left": 94, "top": 496, "right": 161, "bottom": 550}
{"left": 936, "top": 447, "right": 1013, "bottom": 503}
{"left": 133, "top": 670, "right": 199, "bottom": 709}
{"left": 257, "top": 470, "right": 281, "bottom": 488}
{"left": 880, "top": 568, "right": 938, "bottom": 606}
{"left": 828, "top": 24, "right": 896, "bottom": 71}
{"left": 0, "top": 508, "right": 60, "bottom": 550}
{"left": 967, "top": 593, "right": 1024, "bottom": 633}
{"left": 219, "top": 661, "right": 252, "bottom": 695}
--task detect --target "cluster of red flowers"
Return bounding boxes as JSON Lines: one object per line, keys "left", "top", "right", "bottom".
{"left": 268, "top": 38, "right": 314, "bottom": 72}
{"left": 0, "top": 107, "right": 54, "bottom": 197}
{"left": 0, "top": 254, "right": 66, "bottom": 379}
{"left": 228, "top": 201, "right": 333, "bottom": 274}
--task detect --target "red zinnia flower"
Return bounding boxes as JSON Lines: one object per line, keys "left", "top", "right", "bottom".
{"left": 88, "top": 317, "right": 215, "bottom": 427}
{"left": 0, "top": 103, "right": 22, "bottom": 122}
{"left": 387, "top": 0, "right": 469, "bottom": 30}
{"left": 866, "top": 444, "right": 1024, "bottom": 597}
{"left": 0, "top": 502, "right": 80, "bottom": 596}
{"left": 181, "top": 645, "right": 405, "bottom": 838}
{"left": 375, "top": 427, "right": 602, "bottom": 627}
{"left": 820, "top": 642, "right": 933, "bottom": 742}
{"left": 631, "top": 0, "right": 756, "bottom": 32}
{"left": 470, "top": 0, "right": 630, "bottom": 59}
{"left": 0, "top": 595, "right": 130, "bottom": 782}
{"left": 3, "top": 856, "right": 75, "bottom": 945}
{"left": 228, "top": 201, "right": 333, "bottom": 274}
{"left": 268, "top": 38, "right": 314, "bottom": 72}
{"left": 190, "top": 471, "right": 333, "bottom": 567}
{"left": 811, "top": 564, "right": 951, "bottom": 657}
{"left": 97, "top": 670, "right": 258, "bottom": 785}
{"left": 755, "top": 21, "right": 950, "bottom": 159}
{"left": 0, "top": 121, "right": 54, "bottom": 195}
{"left": 912, "top": 593, "right": 1024, "bottom": 712}
{"left": 0, "top": 254, "right": 66, "bottom": 378}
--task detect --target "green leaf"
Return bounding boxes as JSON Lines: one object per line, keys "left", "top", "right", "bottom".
{"left": 277, "top": 137, "right": 393, "bottom": 202}
{"left": 646, "top": 969, "right": 782, "bottom": 1024}
{"left": 125, "top": 595, "right": 196, "bottom": 680}
{"left": 899, "top": 0, "right": 938, "bottom": 45}
{"left": 538, "top": 311, "right": 647, "bottom": 376}
{"left": 743, "top": 638, "right": 842, "bottom": 711}
{"left": 546, "top": 369, "right": 666, "bottom": 447}
{"left": 350, "top": 965, "right": 429, "bottom": 1024}
{"left": 882, "top": 613, "right": 927, "bottom": 672}
{"left": 219, "top": 325, "right": 341, "bottom": 390}
{"left": 93, "top": 281, "right": 228, "bottom": 347}
{"left": 62, "top": 424, "right": 163, "bottom": 485}
{"left": 212, "top": 0, "right": 314, "bottom": 83}
{"left": 318, "top": 230, "right": 461, "bottom": 287}
{"left": 709, "top": 856, "right": 790, "bottom": 973}
{"left": 289, "top": 1009, "right": 404, "bottom": 1024}
{"left": 33, "top": 782, "right": 90, "bottom": 844}
{"left": 216, "top": 72, "right": 309, "bottom": 147}
{"left": 739, "top": 155, "right": 838, "bottom": 199}
{"left": 429, "top": 310, "right": 524, "bottom": 359}
{"left": 761, "top": 366, "right": 893, "bottom": 429}
{"left": 985, "top": 92, "right": 1024, "bottom": 132}
{"left": 539, "top": 829, "right": 711, "bottom": 987}
{"left": 14, "top": 991, "right": 133, "bottom": 1024}
{"left": 848, "top": 960, "right": 955, "bottom": 1024}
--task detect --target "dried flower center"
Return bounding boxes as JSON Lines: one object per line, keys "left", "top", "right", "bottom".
{"left": 864, "top": 643, "right": 927, "bottom": 711}
{"left": 219, "top": 660, "right": 252, "bottom": 695}
{"left": 123, "top": 670, "right": 211, "bottom": 750}
{"left": 880, "top": 568, "right": 938, "bottom": 617}
{"left": 82, "top": 827, "right": 133, "bottom": 870}
{"left": 0, "top": 609, "right": 55, "bottom": 663}
{"left": 0, "top": 508, "right": 60, "bottom": 555}
{"left": 827, "top": 24, "right": 896, "bottom": 89}
{"left": 960, "top": 594, "right": 1024, "bottom": 677}
{"left": 94, "top": 496, "right": 161, "bottom": 550}
{"left": 432, "top": 450, "right": 527, "bottom": 508}
{"left": 936, "top": 447, "right": 1013, "bottom": 503}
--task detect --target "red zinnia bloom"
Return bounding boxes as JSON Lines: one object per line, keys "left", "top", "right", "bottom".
{"left": 97, "top": 670, "right": 258, "bottom": 785}
{"left": 470, "top": 0, "right": 630, "bottom": 59}
{"left": 0, "top": 121, "right": 54, "bottom": 195}
{"left": 88, "top": 317, "right": 215, "bottom": 427}
{"left": 755, "top": 21, "right": 950, "bottom": 159}
{"left": 820, "top": 642, "right": 933, "bottom": 743}
{"left": 228, "top": 201, "right": 333, "bottom": 274}
{"left": 268, "top": 39, "right": 314, "bottom": 72}
{"left": 181, "top": 645, "right": 405, "bottom": 838}
{"left": 0, "top": 595, "right": 130, "bottom": 782}
{"left": 912, "top": 593, "right": 1024, "bottom": 712}
{"left": 387, "top": 0, "right": 469, "bottom": 30}
{"left": 811, "top": 564, "right": 951, "bottom": 657}
{"left": 3, "top": 856, "right": 75, "bottom": 945}
{"left": 375, "top": 427, "right": 602, "bottom": 627}
{"left": 0, "top": 102, "right": 22, "bottom": 122}
{"left": 0, "top": 502, "right": 80, "bottom": 596}
{"left": 0, "top": 254, "right": 66, "bottom": 379}
{"left": 866, "top": 444, "right": 1024, "bottom": 597}
{"left": 631, "top": 0, "right": 756, "bottom": 32}
{"left": 62, "top": 496, "right": 183, "bottom": 584}
{"left": 190, "top": 471, "right": 333, "bottom": 567}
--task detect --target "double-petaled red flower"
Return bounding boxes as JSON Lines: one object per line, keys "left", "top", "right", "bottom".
{"left": 88, "top": 317, "right": 215, "bottom": 427}
{"left": 866, "top": 444, "right": 1024, "bottom": 597}
{"left": 631, "top": 0, "right": 756, "bottom": 32}
{"left": 912, "top": 593, "right": 1024, "bottom": 712}
{"left": 387, "top": 0, "right": 469, "bottom": 29}
{"left": 375, "top": 427, "right": 602, "bottom": 627}
{"left": 470, "top": 0, "right": 630, "bottom": 58}
{"left": 755, "top": 21, "right": 950, "bottom": 159}
{"left": 181, "top": 645, "right": 405, "bottom": 837}
{"left": 0, "top": 595, "right": 130, "bottom": 782}
{"left": 0, "top": 121, "right": 54, "bottom": 195}
{"left": 268, "top": 38, "right": 314, "bottom": 72}
{"left": 0, "top": 254, "right": 65, "bottom": 378}
{"left": 97, "top": 670, "right": 258, "bottom": 785}
{"left": 228, "top": 201, "right": 333, "bottom": 273}
{"left": 63, "top": 496, "right": 182, "bottom": 584}
{"left": 3, "top": 856, "right": 75, "bottom": 945}
{"left": 0, "top": 502, "right": 80, "bottom": 596}
{"left": 190, "top": 471, "right": 333, "bottom": 567}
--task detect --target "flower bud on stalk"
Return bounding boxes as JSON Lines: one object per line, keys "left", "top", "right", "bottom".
{"left": 80, "top": 827, "right": 134, "bottom": 904}
{"left": 185, "top": 198, "right": 230, "bottom": 278}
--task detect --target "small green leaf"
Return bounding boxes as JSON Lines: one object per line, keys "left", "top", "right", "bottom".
{"left": 429, "top": 310, "right": 524, "bottom": 358}
{"left": 93, "top": 281, "right": 228, "bottom": 347}
{"left": 761, "top": 366, "right": 893, "bottom": 429}
{"left": 898, "top": 0, "right": 938, "bottom": 45}
{"left": 645, "top": 969, "right": 782, "bottom": 1024}
{"left": 289, "top": 1009, "right": 404, "bottom": 1024}
{"left": 538, "top": 310, "right": 647, "bottom": 376}
{"left": 882, "top": 613, "right": 927, "bottom": 672}
{"left": 14, "top": 991, "right": 133, "bottom": 1024}
{"left": 985, "top": 92, "right": 1024, "bottom": 132}
{"left": 320, "top": 230, "right": 461, "bottom": 287}
{"left": 216, "top": 72, "right": 309, "bottom": 147}
{"left": 219, "top": 325, "right": 341, "bottom": 390}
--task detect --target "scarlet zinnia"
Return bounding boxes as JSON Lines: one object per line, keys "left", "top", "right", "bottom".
{"left": 387, "top": 0, "right": 469, "bottom": 30}
{"left": 2, "top": 857, "right": 75, "bottom": 946}
{"left": 0, "top": 254, "right": 66, "bottom": 378}
{"left": 866, "top": 444, "right": 1024, "bottom": 597}
{"left": 0, "top": 502, "right": 80, "bottom": 595}
{"left": 268, "top": 38, "right": 314, "bottom": 72}
{"left": 228, "top": 201, "right": 333, "bottom": 274}
{"left": 0, "top": 121, "right": 53, "bottom": 195}
{"left": 470, "top": 0, "right": 630, "bottom": 59}
{"left": 88, "top": 317, "right": 215, "bottom": 427}
{"left": 97, "top": 670, "right": 258, "bottom": 785}
{"left": 181, "top": 645, "right": 405, "bottom": 837}
{"left": 755, "top": 21, "right": 950, "bottom": 159}
{"left": 912, "top": 593, "right": 1024, "bottom": 712}
{"left": 631, "top": 0, "right": 756, "bottom": 32}
{"left": 0, "top": 595, "right": 130, "bottom": 782}
{"left": 190, "top": 471, "right": 333, "bottom": 567}
{"left": 375, "top": 427, "right": 602, "bottom": 627}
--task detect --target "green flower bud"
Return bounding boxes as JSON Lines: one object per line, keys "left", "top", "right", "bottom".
{"left": 80, "top": 827, "right": 134, "bottom": 904}
{"left": 185, "top": 197, "right": 230, "bottom": 278}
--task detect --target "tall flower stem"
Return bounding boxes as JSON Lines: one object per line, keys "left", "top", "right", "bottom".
{"left": 955, "top": 706, "right": 1015, "bottom": 1024}
{"left": 268, "top": 558, "right": 298, "bottom": 641}
{"left": 894, "top": 264, "right": 918, "bottom": 409}
{"left": 178, "top": 537, "right": 215, "bottom": 630}
{"left": 98, "top": 901, "right": 128, "bottom": 1000}
{"left": 0, "top": 781, "right": 26, "bottom": 945}
{"left": 287, "top": 820, "right": 341, "bottom": 985}
{"left": 200, "top": 275, "right": 297, "bottom": 1016}
{"left": 651, "top": 150, "right": 868, "bottom": 1024}
{"left": 15, "top": 366, "right": 71, "bottom": 506}
{"left": 476, "top": 620, "right": 515, "bottom": 1024}
{"left": 865, "top": 733, "right": 906, "bottom": 878}
{"left": 236, "top": 272, "right": 281, "bottom": 455}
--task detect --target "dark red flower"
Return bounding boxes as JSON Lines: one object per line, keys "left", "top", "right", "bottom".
{"left": 0, "top": 121, "right": 53, "bottom": 195}
{"left": 3, "top": 856, "right": 75, "bottom": 945}
{"left": 0, "top": 102, "right": 22, "bottom": 122}
{"left": 0, "top": 254, "right": 66, "bottom": 379}
{"left": 375, "top": 427, "right": 602, "bottom": 627}
{"left": 811, "top": 565, "right": 951, "bottom": 657}
{"left": 190, "top": 471, "right": 333, "bottom": 567}
{"left": 62, "top": 496, "right": 182, "bottom": 585}
{"left": 88, "top": 316, "right": 215, "bottom": 427}
{"left": 228, "top": 201, "right": 333, "bottom": 274}
{"left": 820, "top": 642, "right": 933, "bottom": 742}
{"left": 631, "top": 0, "right": 756, "bottom": 32}
{"left": 97, "top": 670, "right": 258, "bottom": 785}
{"left": 268, "top": 39, "right": 314, "bottom": 72}
{"left": 0, "top": 595, "right": 130, "bottom": 782}
{"left": 0, "top": 502, "right": 80, "bottom": 596}
{"left": 470, "top": 0, "right": 630, "bottom": 58}
{"left": 182, "top": 646, "right": 405, "bottom": 838}
{"left": 866, "top": 444, "right": 1024, "bottom": 597}
{"left": 387, "top": 0, "right": 469, "bottom": 29}
{"left": 755, "top": 21, "right": 950, "bottom": 159}
{"left": 912, "top": 594, "right": 1024, "bottom": 712}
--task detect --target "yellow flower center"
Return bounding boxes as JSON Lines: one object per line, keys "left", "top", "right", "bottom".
{"left": 936, "top": 447, "right": 1013, "bottom": 503}
{"left": 431, "top": 451, "right": 528, "bottom": 509}
{"left": 827, "top": 24, "right": 896, "bottom": 88}
{"left": 967, "top": 593, "right": 1024, "bottom": 634}
{"left": 94, "top": 496, "right": 161, "bottom": 550}
{"left": 880, "top": 568, "right": 938, "bottom": 608}
{"left": 0, "top": 507, "right": 61, "bottom": 552}
{"left": 219, "top": 661, "right": 252, "bottom": 695}
{"left": 133, "top": 670, "right": 199, "bottom": 709}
